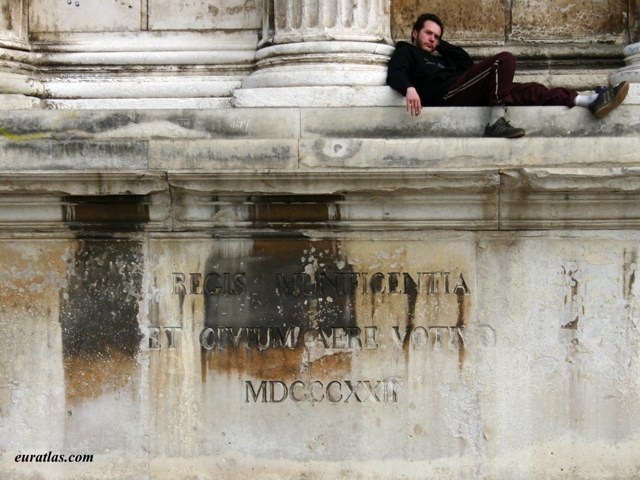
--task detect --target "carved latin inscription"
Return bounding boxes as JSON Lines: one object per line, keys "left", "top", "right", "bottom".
{"left": 245, "top": 379, "right": 400, "bottom": 404}
{"left": 154, "top": 260, "right": 476, "bottom": 404}
{"left": 172, "top": 270, "right": 470, "bottom": 297}
{"left": 199, "top": 325, "right": 466, "bottom": 352}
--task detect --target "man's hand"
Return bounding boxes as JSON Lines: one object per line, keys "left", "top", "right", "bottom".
{"left": 406, "top": 87, "right": 422, "bottom": 116}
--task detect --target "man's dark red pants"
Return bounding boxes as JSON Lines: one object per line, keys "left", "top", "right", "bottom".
{"left": 442, "top": 52, "right": 577, "bottom": 107}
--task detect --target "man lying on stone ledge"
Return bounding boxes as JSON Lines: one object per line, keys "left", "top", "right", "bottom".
{"left": 386, "top": 13, "right": 629, "bottom": 138}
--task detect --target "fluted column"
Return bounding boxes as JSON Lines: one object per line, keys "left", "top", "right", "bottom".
{"left": 268, "top": 0, "right": 390, "bottom": 44}
{"left": 234, "top": 0, "right": 399, "bottom": 107}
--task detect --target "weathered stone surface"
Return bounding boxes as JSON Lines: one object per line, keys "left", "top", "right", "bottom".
{"left": 233, "top": 85, "right": 401, "bottom": 107}
{"left": 150, "top": 233, "right": 640, "bottom": 479}
{"left": 149, "top": 138, "right": 298, "bottom": 170}
{"left": 511, "top": 0, "right": 628, "bottom": 42}
{"left": 169, "top": 176, "right": 500, "bottom": 231}
{"left": 0, "top": 0, "right": 28, "bottom": 43}
{"left": 0, "top": 238, "right": 148, "bottom": 478}
{"left": 300, "top": 104, "right": 640, "bottom": 138}
{"left": 0, "top": 139, "right": 148, "bottom": 170}
{"left": 391, "top": 0, "right": 507, "bottom": 42}
{"left": 299, "top": 136, "right": 640, "bottom": 169}
{"left": 2, "top": 105, "right": 639, "bottom": 181}
{"left": 2, "top": 232, "right": 640, "bottom": 479}
{"left": 29, "top": 0, "right": 141, "bottom": 33}
{"left": 148, "top": 0, "right": 261, "bottom": 30}
{"left": 0, "top": 106, "right": 639, "bottom": 233}
{"left": 0, "top": 93, "right": 41, "bottom": 109}
{"left": 501, "top": 168, "right": 640, "bottom": 229}
{"left": 391, "top": 0, "right": 631, "bottom": 44}
{"left": 0, "top": 109, "right": 298, "bottom": 140}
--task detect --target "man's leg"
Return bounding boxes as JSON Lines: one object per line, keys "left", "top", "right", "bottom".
{"left": 443, "top": 52, "right": 525, "bottom": 138}
{"left": 486, "top": 79, "right": 627, "bottom": 117}
{"left": 443, "top": 51, "right": 577, "bottom": 107}
{"left": 586, "top": 82, "right": 629, "bottom": 118}
{"left": 442, "top": 51, "right": 629, "bottom": 136}
{"left": 442, "top": 52, "right": 517, "bottom": 107}
{"left": 503, "top": 82, "right": 576, "bottom": 107}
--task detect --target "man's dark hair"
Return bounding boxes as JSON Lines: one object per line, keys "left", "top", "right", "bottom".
{"left": 412, "top": 13, "right": 444, "bottom": 39}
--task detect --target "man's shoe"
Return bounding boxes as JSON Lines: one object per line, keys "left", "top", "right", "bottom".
{"left": 589, "top": 81, "right": 629, "bottom": 119}
{"left": 484, "top": 117, "right": 526, "bottom": 138}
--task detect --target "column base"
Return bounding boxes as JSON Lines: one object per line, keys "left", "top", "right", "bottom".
{"left": 611, "top": 43, "right": 640, "bottom": 105}
{"left": 0, "top": 94, "right": 42, "bottom": 109}
{"left": 234, "top": 85, "right": 404, "bottom": 107}
{"left": 4, "top": 31, "right": 257, "bottom": 110}
{"left": 611, "top": 43, "right": 640, "bottom": 80}
{"left": 234, "top": 41, "right": 396, "bottom": 107}
{"left": 39, "top": 76, "right": 241, "bottom": 110}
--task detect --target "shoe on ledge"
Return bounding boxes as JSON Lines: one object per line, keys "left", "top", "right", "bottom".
{"left": 589, "top": 81, "right": 629, "bottom": 119}
{"left": 484, "top": 117, "right": 526, "bottom": 139}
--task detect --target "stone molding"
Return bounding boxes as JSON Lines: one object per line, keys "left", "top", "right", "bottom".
{"left": 1, "top": 29, "right": 260, "bottom": 108}
{"left": 2, "top": 167, "right": 640, "bottom": 233}
{"left": 0, "top": 106, "right": 639, "bottom": 232}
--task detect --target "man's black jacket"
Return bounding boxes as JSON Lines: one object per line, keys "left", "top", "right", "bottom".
{"left": 386, "top": 40, "right": 474, "bottom": 106}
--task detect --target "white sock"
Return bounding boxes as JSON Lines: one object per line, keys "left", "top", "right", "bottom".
{"left": 575, "top": 93, "right": 599, "bottom": 108}
{"left": 489, "top": 106, "right": 506, "bottom": 125}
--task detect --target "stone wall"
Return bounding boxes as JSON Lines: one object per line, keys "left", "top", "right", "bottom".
{"left": 28, "top": 0, "right": 262, "bottom": 33}
{"left": 17, "top": 0, "right": 638, "bottom": 44}
{"left": 0, "top": 103, "right": 640, "bottom": 480}
{"left": 1, "top": 1, "right": 640, "bottom": 480}
{"left": 391, "top": 0, "right": 633, "bottom": 43}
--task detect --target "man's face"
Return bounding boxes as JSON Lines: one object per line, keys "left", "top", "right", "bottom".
{"left": 412, "top": 20, "right": 441, "bottom": 53}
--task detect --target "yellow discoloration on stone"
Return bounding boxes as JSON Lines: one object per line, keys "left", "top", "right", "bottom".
{"left": 0, "top": 127, "right": 46, "bottom": 141}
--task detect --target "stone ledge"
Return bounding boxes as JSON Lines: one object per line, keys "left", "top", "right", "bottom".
{"left": 0, "top": 105, "right": 638, "bottom": 231}
{"left": 300, "top": 137, "right": 640, "bottom": 169}
{"left": 0, "top": 104, "right": 636, "bottom": 141}
{"left": 233, "top": 85, "right": 402, "bottom": 108}
{"left": 0, "top": 105, "right": 638, "bottom": 177}
{"left": 0, "top": 168, "right": 638, "bottom": 232}
{"left": 500, "top": 168, "right": 640, "bottom": 229}
{"left": 2, "top": 136, "right": 637, "bottom": 171}
{"left": 302, "top": 102, "right": 640, "bottom": 137}
{"left": 42, "top": 97, "right": 234, "bottom": 110}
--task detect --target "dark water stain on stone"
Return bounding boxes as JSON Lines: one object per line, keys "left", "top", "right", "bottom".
{"left": 623, "top": 248, "right": 637, "bottom": 300}
{"left": 403, "top": 273, "right": 419, "bottom": 350}
{"left": 200, "top": 202, "right": 355, "bottom": 381}
{"left": 64, "top": 195, "right": 150, "bottom": 232}
{"left": 59, "top": 240, "right": 143, "bottom": 402}
{"left": 84, "top": 112, "right": 139, "bottom": 134}
{"left": 456, "top": 289, "right": 467, "bottom": 368}
{"left": 248, "top": 195, "right": 342, "bottom": 226}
